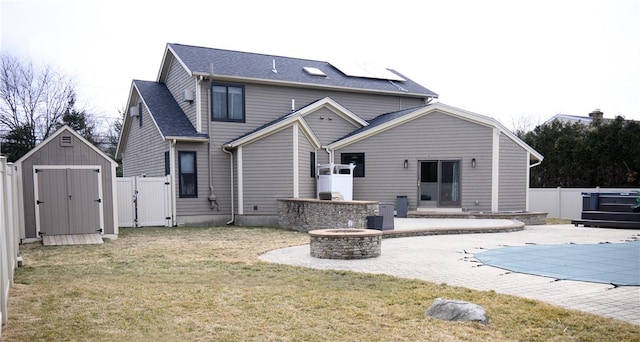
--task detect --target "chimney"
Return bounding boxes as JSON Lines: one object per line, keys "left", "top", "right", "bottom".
{"left": 589, "top": 109, "right": 603, "bottom": 119}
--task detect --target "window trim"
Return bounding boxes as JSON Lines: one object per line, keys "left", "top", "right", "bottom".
{"left": 340, "top": 152, "right": 365, "bottom": 177}
{"left": 178, "top": 151, "right": 197, "bottom": 198}
{"left": 211, "top": 83, "right": 245, "bottom": 122}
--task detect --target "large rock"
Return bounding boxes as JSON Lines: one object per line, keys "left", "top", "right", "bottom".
{"left": 425, "top": 298, "right": 489, "bottom": 325}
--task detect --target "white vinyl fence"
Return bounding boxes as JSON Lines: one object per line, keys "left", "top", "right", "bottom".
{"left": 116, "top": 176, "right": 172, "bottom": 227}
{"left": 529, "top": 187, "right": 638, "bottom": 219}
{"left": 0, "top": 157, "right": 20, "bottom": 337}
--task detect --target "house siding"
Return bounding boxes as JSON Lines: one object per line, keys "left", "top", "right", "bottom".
{"left": 165, "top": 58, "right": 198, "bottom": 130}
{"left": 198, "top": 82, "right": 424, "bottom": 219}
{"left": 304, "top": 107, "right": 360, "bottom": 145}
{"left": 298, "top": 128, "right": 316, "bottom": 198}
{"left": 121, "top": 102, "right": 167, "bottom": 177}
{"left": 150, "top": 77, "right": 426, "bottom": 221}
{"left": 498, "top": 134, "right": 528, "bottom": 211}
{"left": 241, "top": 126, "right": 294, "bottom": 214}
{"left": 333, "top": 111, "right": 494, "bottom": 211}
{"left": 20, "top": 132, "right": 116, "bottom": 238}
{"left": 244, "top": 83, "right": 425, "bottom": 122}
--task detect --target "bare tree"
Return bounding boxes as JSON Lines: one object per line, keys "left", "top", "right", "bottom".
{"left": 511, "top": 114, "right": 541, "bottom": 137}
{"left": 0, "top": 53, "right": 76, "bottom": 158}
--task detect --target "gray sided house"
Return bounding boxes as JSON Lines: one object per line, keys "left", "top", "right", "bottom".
{"left": 116, "top": 43, "right": 543, "bottom": 227}
{"left": 16, "top": 126, "right": 119, "bottom": 241}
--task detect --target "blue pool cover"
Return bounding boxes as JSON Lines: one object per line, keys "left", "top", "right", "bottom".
{"left": 475, "top": 241, "right": 640, "bottom": 286}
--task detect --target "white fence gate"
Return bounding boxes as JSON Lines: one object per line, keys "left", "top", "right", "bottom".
{"left": 0, "top": 157, "right": 20, "bottom": 337}
{"left": 529, "top": 187, "right": 637, "bottom": 220}
{"left": 116, "top": 176, "right": 171, "bottom": 227}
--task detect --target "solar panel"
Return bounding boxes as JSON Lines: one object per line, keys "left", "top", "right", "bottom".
{"left": 330, "top": 60, "right": 406, "bottom": 81}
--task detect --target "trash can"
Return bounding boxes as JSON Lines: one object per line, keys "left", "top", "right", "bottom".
{"left": 396, "top": 195, "right": 408, "bottom": 218}
{"left": 379, "top": 203, "right": 395, "bottom": 230}
{"left": 366, "top": 216, "right": 384, "bottom": 230}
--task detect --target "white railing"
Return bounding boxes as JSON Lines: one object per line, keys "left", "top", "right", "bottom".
{"left": 0, "top": 157, "right": 20, "bottom": 336}
{"left": 529, "top": 187, "right": 638, "bottom": 219}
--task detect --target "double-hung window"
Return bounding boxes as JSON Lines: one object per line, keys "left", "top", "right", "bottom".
{"left": 178, "top": 151, "right": 197, "bottom": 198}
{"left": 212, "top": 84, "right": 245, "bottom": 122}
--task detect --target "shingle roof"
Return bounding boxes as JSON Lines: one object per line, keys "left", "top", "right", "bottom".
{"left": 331, "top": 105, "right": 429, "bottom": 143}
{"left": 133, "top": 80, "right": 207, "bottom": 139}
{"left": 168, "top": 43, "right": 438, "bottom": 97}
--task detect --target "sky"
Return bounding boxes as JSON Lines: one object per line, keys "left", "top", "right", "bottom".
{"left": 1, "top": 0, "right": 639, "bottom": 132}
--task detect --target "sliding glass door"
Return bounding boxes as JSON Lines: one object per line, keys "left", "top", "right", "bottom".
{"left": 419, "top": 160, "right": 460, "bottom": 207}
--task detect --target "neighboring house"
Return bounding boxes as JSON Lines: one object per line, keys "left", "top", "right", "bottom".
{"left": 543, "top": 109, "right": 610, "bottom": 125}
{"left": 116, "top": 43, "right": 543, "bottom": 227}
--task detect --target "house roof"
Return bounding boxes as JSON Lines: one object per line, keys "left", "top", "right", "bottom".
{"left": 333, "top": 105, "right": 428, "bottom": 143}
{"left": 542, "top": 113, "right": 616, "bottom": 126}
{"left": 133, "top": 80, "right": 208, "bottom": 139}
{"left": 162, "top": 43, "right": 439, "bottom": 99}
{"left": 16, "top": 125, "right": 117, "bottom": 166}
{"left": 328, "top": 102, "right": 544, "bottom": 163}
{"left": 115, "top": 80, "right": 207, "bottom": 159}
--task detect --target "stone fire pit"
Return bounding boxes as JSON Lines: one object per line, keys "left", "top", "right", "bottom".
{"left": 309, "top": 228, "right": 382, "bottom": 259}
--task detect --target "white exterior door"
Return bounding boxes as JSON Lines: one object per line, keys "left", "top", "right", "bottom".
{"left": 136, "top": 177, "right": 171, "bottom": 227}
{"left": 116, "top": 176, "right": 171, "bottom": 227}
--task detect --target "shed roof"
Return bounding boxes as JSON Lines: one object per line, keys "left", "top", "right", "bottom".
{"left": 162, "top": 43, "right": 439, "bottom": 98}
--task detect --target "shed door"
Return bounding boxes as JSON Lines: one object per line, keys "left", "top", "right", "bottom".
{"left": 35, "top": 168, "right": 102, "bottom": 235}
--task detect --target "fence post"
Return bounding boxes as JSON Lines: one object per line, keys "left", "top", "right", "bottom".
{"left": 0, "top": 157, "right": 8, "bottom": 327}
{"left": 556, "top": 186, "right": 562, "bottom": 219}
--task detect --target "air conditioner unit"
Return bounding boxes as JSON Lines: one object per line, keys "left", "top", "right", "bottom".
{"left": 182, "top": 89, "right": 194, "bottom": 102}
{"left": 129, "top": 105, "right": 139, "bottom": 117}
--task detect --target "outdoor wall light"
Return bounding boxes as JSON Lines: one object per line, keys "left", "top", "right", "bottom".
{"left": 404, "top": 159, "right": 409, "bottom": 169}
{"left": 471, "top": 158, "right": 477, "bottom": 168}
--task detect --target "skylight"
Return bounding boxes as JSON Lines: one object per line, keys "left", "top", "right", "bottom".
{"left": 303, "top": 66, "right": 326, "bottom": 76}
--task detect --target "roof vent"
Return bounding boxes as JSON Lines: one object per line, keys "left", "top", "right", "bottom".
{"left": 303, "top": 67, "right": 326, "bottom": 76}
{"left": 60, "top": 135, "right": 73, "bottom": 147}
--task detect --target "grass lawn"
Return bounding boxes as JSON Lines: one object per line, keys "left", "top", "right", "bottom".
{"left": 4, "top": 226, "right": 639, "bottom": 341}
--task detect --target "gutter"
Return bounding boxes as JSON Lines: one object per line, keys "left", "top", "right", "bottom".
{"left": 529, "top": 159, "right": 543, "bottom": 168}
{"left": 191, "top": 72, "right": 436, "bottom": 99}
{"left": 222, "top": 146, "right": 235, "bottom": 225}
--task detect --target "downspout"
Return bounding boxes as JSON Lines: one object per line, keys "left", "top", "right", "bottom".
{"left": 208, "top": 139, "right": 218, "bottom": 210}
{"left": 526, "top": 158, "right": 543, "bottom": 212}
{"left": 205, "top": 82, "right": 218, "bottom": 210}
{"left": 222, "top": 146, "right": 234, "bottom": 225}
{"left": 170, "top": 139, "right": 177, "bottom": 226}
{"left": 324, "top": 146, "right": 333, "bottom": 163}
